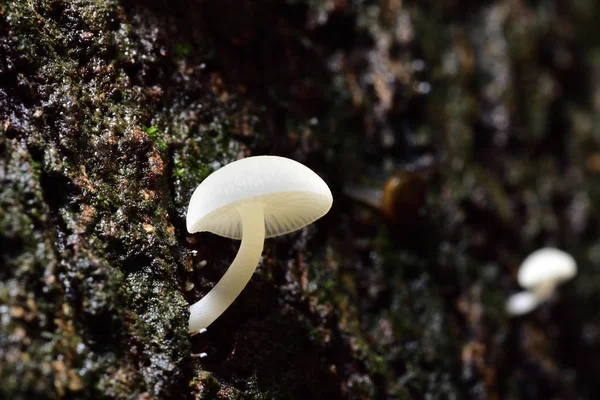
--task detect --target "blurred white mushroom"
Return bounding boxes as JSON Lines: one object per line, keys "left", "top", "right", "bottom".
{"left": 517, "top": 247, "right": 577, "bottom": 301}
{"left": 506, "top": 247, "right": 577, "bottom": 316}
{"left": 505, "top": 291, "right": 539, "bottom": 316}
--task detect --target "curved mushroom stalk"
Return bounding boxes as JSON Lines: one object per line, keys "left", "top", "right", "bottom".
{"left": 189, "top": 202, "right": 265, "bottom": 333}
{"left": 531, "top": 280, "right": 558, "bottom": 303}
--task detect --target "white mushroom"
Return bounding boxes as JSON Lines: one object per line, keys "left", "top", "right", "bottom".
{"left": 505, "top": 291, "right": 539, "bottom": 316}
{"left": 186, "top": 156, "right": 333, "bottom": 333}
{"left": 517, "top": 247, "right": 577, "bottom": 301}
{"left": 506, "top": 247, "right": 577, "bottom": 316}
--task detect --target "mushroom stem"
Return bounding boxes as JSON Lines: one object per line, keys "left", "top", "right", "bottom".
{"left": 189, "top": 202, "right": 265, "bottom": 333}
{"left": 531, "top": 280, "right": 557, "bottom": 302}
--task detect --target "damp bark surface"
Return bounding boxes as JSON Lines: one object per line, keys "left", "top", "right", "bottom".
{"left": 2, "top": 0, "right": 600, "bottom": 399}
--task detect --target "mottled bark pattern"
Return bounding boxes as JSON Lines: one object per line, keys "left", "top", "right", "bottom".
{"left": 1, "top": 0, "right": 599, "bottom": 399}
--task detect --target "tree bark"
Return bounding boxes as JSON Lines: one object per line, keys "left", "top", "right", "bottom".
{"left": 1, "top": 0, "right": 599, "bottom": 399}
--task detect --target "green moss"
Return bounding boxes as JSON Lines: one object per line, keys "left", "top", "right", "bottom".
{"left": 143, "top": 125, "right": 168, "bottom": 151}
{"left": 174, "top": 43, "right": 194, "bottom": 58}
{"left": 0, "top": 0, "right": 246, "bottom": 397}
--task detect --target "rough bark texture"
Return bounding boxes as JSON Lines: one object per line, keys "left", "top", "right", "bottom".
{"left": 2, "top": 0, "right": 600, "bottom": 399}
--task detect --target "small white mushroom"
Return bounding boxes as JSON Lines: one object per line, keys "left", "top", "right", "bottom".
{"left": 517, "top": 247, "right": 577, "bottom": 301}
{"left": 506, "top": 247, "right": 577, "bottom": 316}
{"left": 186, "top": 156, "right": 333, "bottom": 333}
{"left": 505, "top": 291, "right": 539, "bottom": 316}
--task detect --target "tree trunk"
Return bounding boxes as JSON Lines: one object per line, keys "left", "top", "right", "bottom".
{"left": 1, "top": 0, "right": 599, "bottom": 399}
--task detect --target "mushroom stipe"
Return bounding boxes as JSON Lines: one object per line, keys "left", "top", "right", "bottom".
{"left": 186, "top": 156, "right": 333, "bottom": 332}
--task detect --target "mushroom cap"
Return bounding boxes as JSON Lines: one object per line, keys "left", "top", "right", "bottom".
{"left": 186, "top": 156, "right": 333, "bottom": 239}
{"left": 506, "top": 291, "right": 539, "bottom": 316}
{"left": 517, "top": 247, "right": 577, "bottom": 289}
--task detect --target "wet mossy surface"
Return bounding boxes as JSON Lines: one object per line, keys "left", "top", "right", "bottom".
{"left": 3, "top": 0, "right": 600, "bottom": 399}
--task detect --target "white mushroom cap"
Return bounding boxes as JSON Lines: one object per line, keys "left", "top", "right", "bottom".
{"left": 517, "top": 247, "right": 577, "bottom": 289}
{"left": 505, "top": 291, "right": 539, "bottom": 316}
{"left": 186, "top": 155, "right": 333, "bottom": 238}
